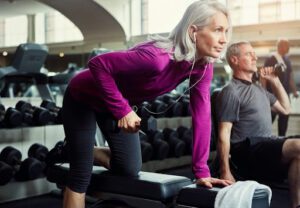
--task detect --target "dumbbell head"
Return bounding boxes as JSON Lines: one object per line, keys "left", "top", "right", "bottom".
{"left": 181, "top": 98, "right": 190, "bottom": 116}
{"left": 0, "top": 146, "right": 22, "bottom": 166}
{"left": 147, "top": 130, "right": 169, "bottom": 160}
{"left": 32, "top": 107, "right": 51, "bottom": 125}
{"left": 151, "top": 100, "right": 167, "bottom": 117}
{"left": 162, "top": 128, "right": 186, "bottom": 158}
{"left": 177, "top": 126, "right": 193, "bottom": 155}
{"left": 0, "top": 103, "right": 5, "bottom": 113}
{"left": 15, "top": 157, "right": 43, "bottom": 181}
{"left": 4, "top": 107, "right": 23, "bottom": 127}
{"left": 139, "top": 133, "right": 153, "bottom": 163}
{"left": 40, "top": 100, "right": 56, "bottom": 110}
{"left": 28, "top": 143, "right": 49, "bottom": 161}
{"left": 45, "top": 140, "right": 69, "bottom": 166}
{"left": 137, "top": 102, "right": 151, "bottom": 119}
{"left": 140, "top": 116, "right": 157, "bottom": 132}
{"left": 0, "top": 161, "right": 13, "bottom": 185}
{"left": 15, "top": 101, "right": 32, "bottom": 113}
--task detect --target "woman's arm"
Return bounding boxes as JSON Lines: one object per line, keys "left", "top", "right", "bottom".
{"left": 88, "top": 46, "right": 160, "bottom": 119}
{"left": 190, "top": 63, "right": 213, "bottom": 179}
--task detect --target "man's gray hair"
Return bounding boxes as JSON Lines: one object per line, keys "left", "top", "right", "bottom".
{"left": 226, "top": 41, "right": 250, "bottom": 67}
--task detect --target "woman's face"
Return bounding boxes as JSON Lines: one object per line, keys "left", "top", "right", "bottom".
{"left": 194, "top": 11, "right": 229, "bottom": 59}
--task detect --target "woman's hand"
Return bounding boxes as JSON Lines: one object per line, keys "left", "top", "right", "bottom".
{"left": 118, "top": 110, "right": 141, "bottom": 133}
{"left": 196, "top": 177, "right": 234, "bottom": 188}
{"left": 220, "top": 171, "right": 236, "bottom": 183}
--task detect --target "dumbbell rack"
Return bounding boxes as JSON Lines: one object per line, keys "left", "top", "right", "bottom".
{"left": 0, "top": 178, "right": 56, "bottom": 203}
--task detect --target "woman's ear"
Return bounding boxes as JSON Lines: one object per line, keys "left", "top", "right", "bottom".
{"left": 189, "top": 25, "right": 198, "bottom": 41}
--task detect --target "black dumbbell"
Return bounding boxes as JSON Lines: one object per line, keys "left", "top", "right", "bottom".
{"left": 40, "top": 100, "right": 62, "bottom": 124}
{"left": 15, "top": 100, "right": 51, "bottom": 126}
{"left": 0, "top": 104, "right": 22, "bottom": 128}
{"left": 160, "top": 93, "right": 183, "bottom": 117}
{"left": 139, "top": 132, "right": 153, "bottom": 163}
{"left": 28, "top": 143, "right": 49, "bottom": 161}
{"left": 0, "top": 161, "right": 14, "bottom": 185}
{"left": 105, "top": 116, "right": 157, "bottom": 133}
{"left": 177, "top": 126, "right": 193, "bottom": 155}
{"left": 137, "top": 102, "right": 151, "bottom": 119}
{"left": 0, "top": 146, "right": 43, "bottom": 181}
{"left": 146, "top": 130, "right": 169, "bottom": 160}
{"left": 45, "top": 140, "right": 69, "bottom": 166}
{"left": 181, "top": 97, "right": 191, "bottom": 116}
{"left": 150, "top": 100, "right": 167, "bottom": 118}
{"left": 28, "top": 143, "right": 49, "bottom": 172}
{"left": 162, "top": 128, "right": 186, "bottom": 158}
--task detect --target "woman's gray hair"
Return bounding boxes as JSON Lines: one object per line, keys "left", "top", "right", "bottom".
{"left": 149, "top": 0, "right": 231, "bottom": 62}
{"left": 225, "top": 41, "right": 250, "bottom": 67}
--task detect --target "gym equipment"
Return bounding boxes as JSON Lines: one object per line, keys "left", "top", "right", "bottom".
{"left": 176, "top": 126, "right": 193, "bottom": 155}
{"left": 180, "top": 97, "right": 191, "bottom": 116}
{"left": 146, "top": 130, "right": 169, "bottom": 160}
{"left": 15, "top": 100, "right": 51, "bottom": 126}
{"left": 0, "top": 161, "right": 14, "bottom": 185}
{"left": 160, "top": 93, "right": 183, "bottom": 117}
{"left": 40, "top": 100, "right": 62, "bottom": 124}
{"left": 48, "top": 65, "right": 78, "bottom": 95}
{"left": 105, "top": 115, "right": 157, "bottom": 133}
{"left": 0, "top": 43, "right": 54, "bottom": 101}
{"left": 0, "top": 146, "right": 43, "bottom": 181}
{"left": 137, "top": 101, "right": 151, "bottom": 119}
{"left": 45, "top": 140, "right": 69, "bottom": 166}
{"left": 0, "top": 103, "right": 22, "bottom": 128}
{"left": 139, "top": 132, "right": 153, "bottom": 163}
{"left": 47, "top": 164, "right": 192, "bottom": 208}
{"left": 28, "top": 143, "right": 49, "bottom": 172}
{"left": 149, "top": 100, "right": 167, "bottom": 118}
{"left": 162, "top": 128, "right": 186, "bottom": 158}
{"left": 176, "top": 184, "right": 270, "bottom": 208}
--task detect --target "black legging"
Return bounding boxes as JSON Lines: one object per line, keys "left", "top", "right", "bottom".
{"left": 62, "top": 89, "right": 142, "bottom": 193}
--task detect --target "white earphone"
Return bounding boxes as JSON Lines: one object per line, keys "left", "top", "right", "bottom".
{"left": 193, "top": 33, "right": 196, "bottom": 42}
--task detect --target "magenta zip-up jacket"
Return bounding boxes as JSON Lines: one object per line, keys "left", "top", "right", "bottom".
{"left": 68, "top": 42, "right": 213, "bottom": 179}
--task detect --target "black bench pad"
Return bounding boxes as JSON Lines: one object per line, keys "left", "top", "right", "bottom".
{"left": 47, "top": 164, "right": 192, "bottom": 202}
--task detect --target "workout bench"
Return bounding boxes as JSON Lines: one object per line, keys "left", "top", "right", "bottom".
{"left": 47, "top": 164, "right": 270, "bottom": 208}
{"left": 47, "top": 164, "right": 192, "bottom": 208}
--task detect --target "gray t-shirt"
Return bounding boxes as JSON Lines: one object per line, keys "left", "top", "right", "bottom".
{"left": 218, "top": 78, "right": 277, "bottom": 144}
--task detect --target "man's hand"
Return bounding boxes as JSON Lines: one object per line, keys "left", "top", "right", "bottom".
{"left": 196, "top": 177, "right": 233, "bottom": 189}
{"left": 259, "top": 66, "right": 278, "bottom": 83}
{"left": 118, "top": 111, "right": 141, "bottom": 133}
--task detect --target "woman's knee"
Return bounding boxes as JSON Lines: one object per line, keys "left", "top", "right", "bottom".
{"left": 112, "top": 160, "right": 142, "bottom": 176}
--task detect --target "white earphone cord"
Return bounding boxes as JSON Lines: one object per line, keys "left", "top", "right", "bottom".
{"left": 143, "top": 51, "right": 207, "bottom": 115}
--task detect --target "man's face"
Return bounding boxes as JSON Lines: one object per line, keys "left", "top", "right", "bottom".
{"left": 236, "top": 44, "right": 258, "bottom": 73}
{"left": 278, "top": 41, "right": 290, "bottom": 55}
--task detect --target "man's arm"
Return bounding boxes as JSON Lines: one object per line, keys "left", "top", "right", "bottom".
{"left": 269, "top": 77, "right": 290, "bottom": 115}
{"left": 218, "top": 121, "right": 236, "bottom": 182}
{"left": 260, "top": 67, "right": 290, "bottom": 115}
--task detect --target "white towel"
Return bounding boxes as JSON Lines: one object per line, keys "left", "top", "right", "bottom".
{"left": 214, "top": 180, "right": 272, "bottom": 208}
{"left": 273, "top": 52, "right": 287, "bottom": 70}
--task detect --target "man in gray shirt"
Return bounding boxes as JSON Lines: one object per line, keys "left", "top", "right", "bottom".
{"left": 217, "top": 41, "right": 300, "bottom": 208}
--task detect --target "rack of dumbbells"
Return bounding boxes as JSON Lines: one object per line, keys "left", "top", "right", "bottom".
{"left": 0, "top": 98, "right": 65, "bottom": 202}
{"left": 135, "top": 92, "right": 194, "bottom": 174}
